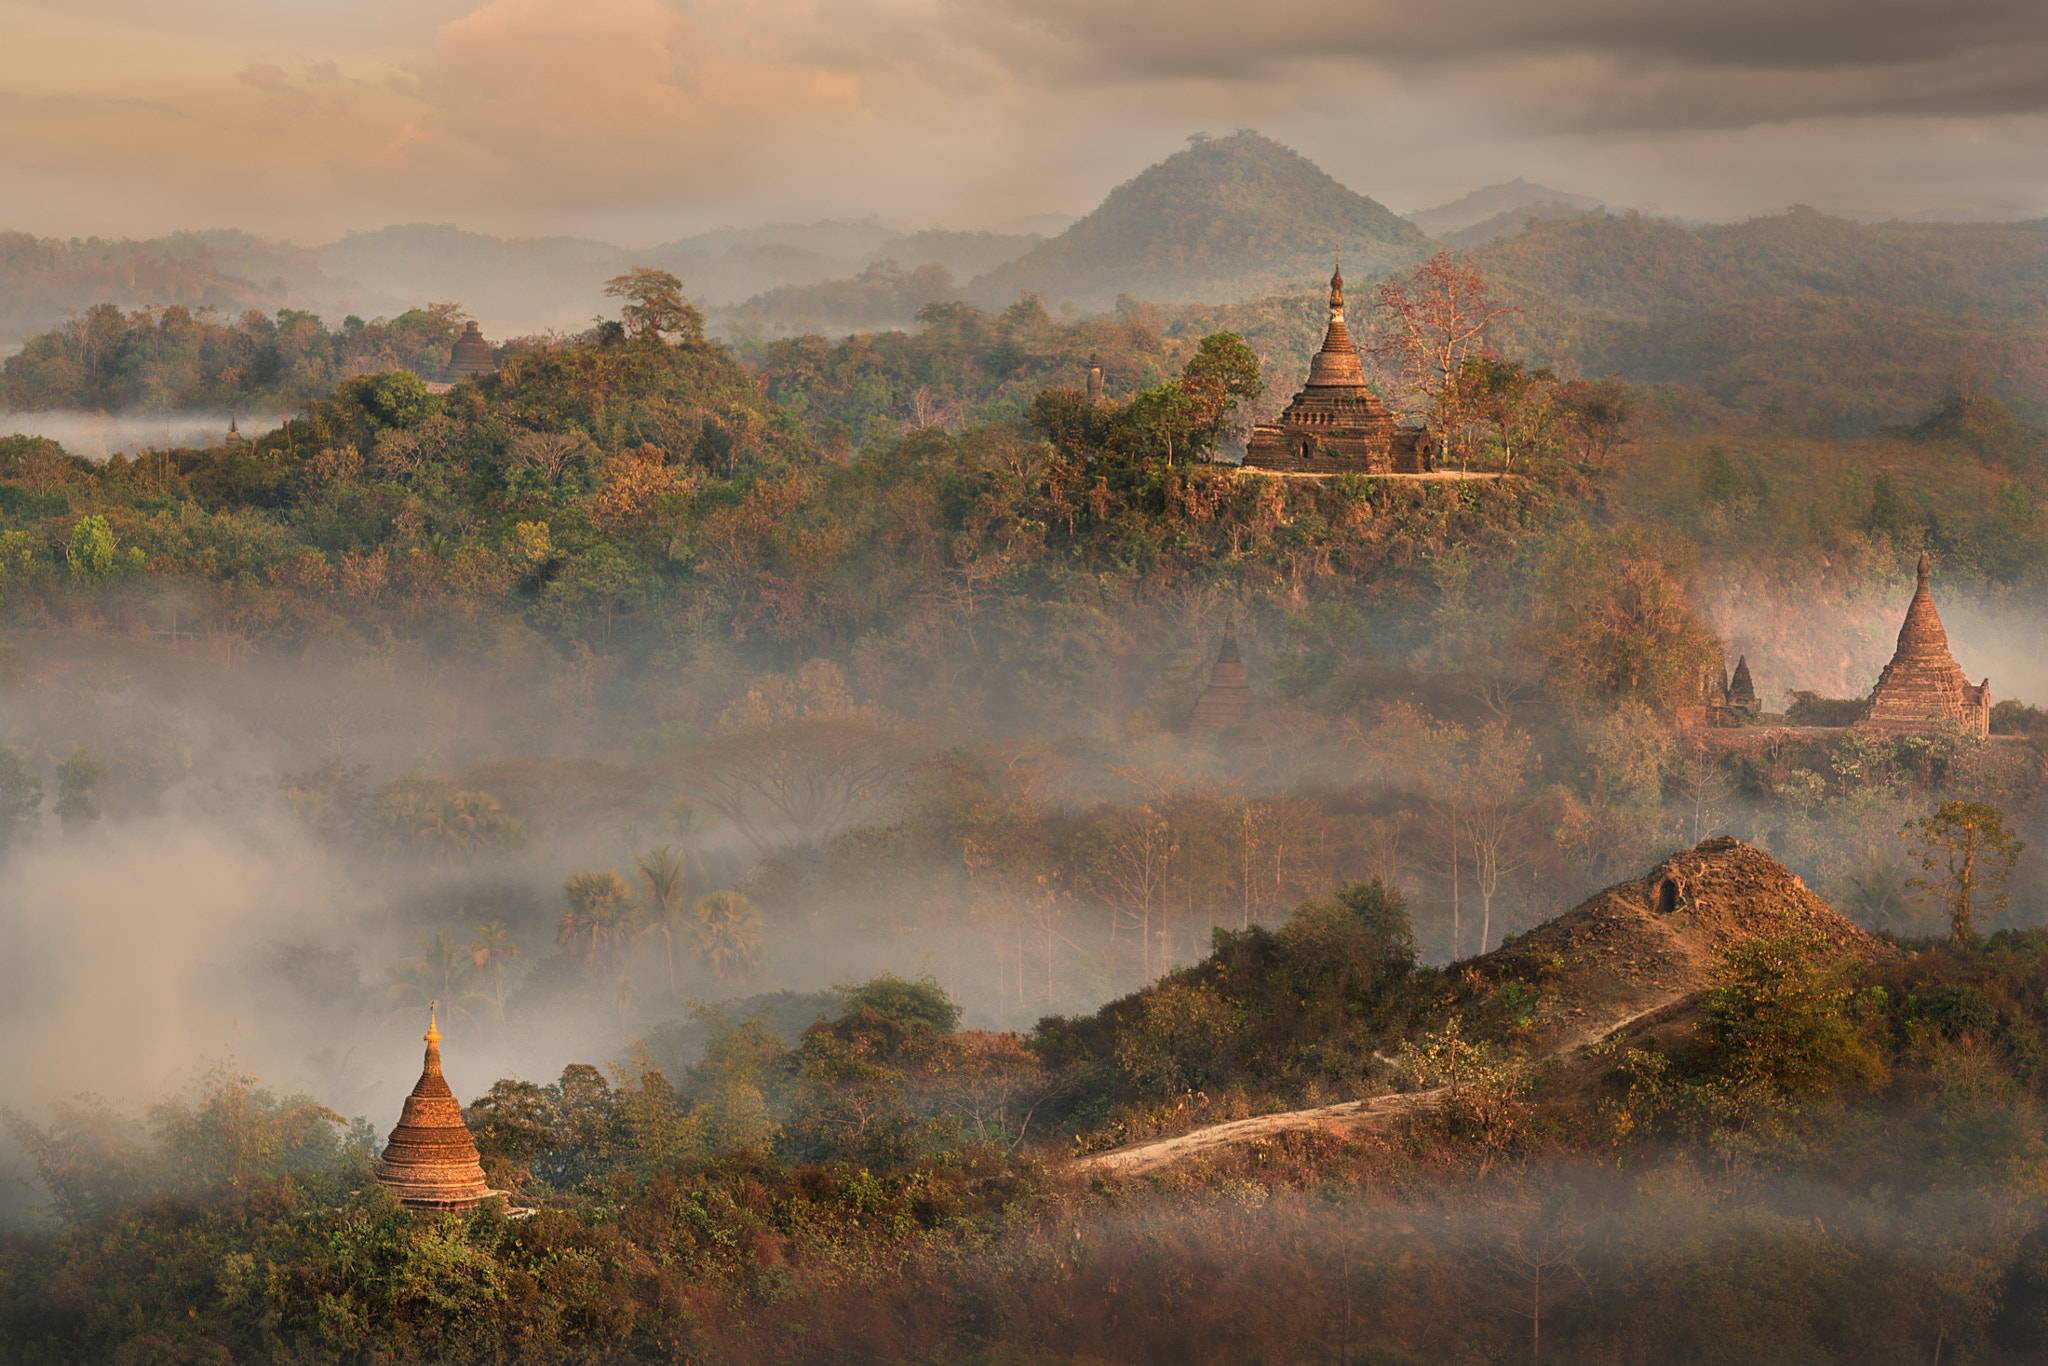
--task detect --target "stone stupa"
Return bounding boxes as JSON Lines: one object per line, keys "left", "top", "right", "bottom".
{"left": 1188, "top": 620, "right": 1255, "bottom": 732}
{"left": 373, "top": 1005, "right": 498, "bottom": 1213}
{"left": 1855, "top": 553, "right": 1990, "bottom": 735}
{"left": 447, "top": 321, "right": 499, "bottom": 379}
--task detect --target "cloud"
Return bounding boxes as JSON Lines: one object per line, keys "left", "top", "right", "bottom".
{"left": 0, "top": 0, "right": 2045, "bottom": 237}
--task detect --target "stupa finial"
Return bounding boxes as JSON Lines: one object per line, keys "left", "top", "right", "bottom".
{"left": 425, "top": 1002, "right": 441, "bottom": 1044}
{"left": 1918, "top": 551, "right": 1930, "bottom": 589}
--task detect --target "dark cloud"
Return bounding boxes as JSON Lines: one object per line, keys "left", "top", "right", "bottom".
{"left": 999, "top": 0, "right": 2048, "bottom": 129}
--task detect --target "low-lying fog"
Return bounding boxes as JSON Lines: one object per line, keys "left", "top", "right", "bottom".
{"left": 3, "top": 412, "right": 281, "bottom": 458}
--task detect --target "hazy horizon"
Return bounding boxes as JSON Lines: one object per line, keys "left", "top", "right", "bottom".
{"left": 6, "top": 0, "right": 2048, "bottom": 244}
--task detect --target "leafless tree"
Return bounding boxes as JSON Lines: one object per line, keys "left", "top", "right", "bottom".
{"left": 510, "top": 430, "right": 586, "bottom": 484}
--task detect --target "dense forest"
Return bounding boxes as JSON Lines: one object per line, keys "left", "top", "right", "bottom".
{"left": 3, "top": 219, "right": 2048, "bottom": 1360}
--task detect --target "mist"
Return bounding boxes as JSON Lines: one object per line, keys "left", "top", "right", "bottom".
{"left": 1, "top": 412, "right": 280, "bottom": 459}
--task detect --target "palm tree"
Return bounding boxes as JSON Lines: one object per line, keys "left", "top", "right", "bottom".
{"left": 692, "top": 891, "right": 763, "bottom": 988}
{"left": 633, "top": 845, "right": 695, "bottom": 997}
{"left": 468, "top": 921, "right": 521, "bottom": 1022}
{"left": 558, "top": 870, "right": 635, "bottom": 978}
{"left": 386, "top": 931, "right": 485, "bottom": 1029}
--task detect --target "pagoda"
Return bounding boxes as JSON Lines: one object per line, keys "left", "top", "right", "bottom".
{"left": 1243, "top": 263, "right": 1429, "bottom": 475}
{"left": 373, "top": 1006, "right": 498, "bottom": 1213}
{"left": 1188, "top": 620, "right": 1254, "bottom": 732}
{"left": 448, "top": 322, "right": 499, "bottom": 379}
{"left": 1855, "top": 554, "right": 1990, "bottom": 735}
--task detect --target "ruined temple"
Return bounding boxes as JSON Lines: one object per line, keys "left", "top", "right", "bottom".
{"left": 1856, "top": 554, "right": 1990, "bottom": 735}
{"left": 1243, "top": 264, "right": 1430, "bottom": 475}
{"left": 373, "top": 1007, "right": 499, "bottom": 1213}
{"left": 1188, "top": 620, "right": 1254, "bottom": 732}
{"left": 448, "top": 321, "right": 499, "bottom": 379}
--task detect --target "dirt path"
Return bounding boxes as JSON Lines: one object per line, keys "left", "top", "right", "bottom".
{"left": 1072, "top": 995, "right": 1680, "bottom": 1179}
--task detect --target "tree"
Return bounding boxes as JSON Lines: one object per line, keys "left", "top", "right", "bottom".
{"left": 66, "top": 515, "right": 116, "bottom": 580}
{"left": 0, "top": 746, "right": 43, "bottom": 847}
{"left": 53, "top": 748, "right": 106, "bottom": 834}
{"left": 693, "top": 891, "right": 763, "bottom": 987}
{"left": 1456, "top": 356, "right": 1553, "bottom": 473}
{"left": 1903, "top": 800, "right": 2023, "bottom": 943}
{"left": 682, "top": 717, "right": 906, "bottom": 852}
{"left": 1530, "top": 528, "right": 1723, "bottom": 715}
{"left": 509, "top": 430, "right": 588, "bottom": 485}
{"left": 1176, "top": 332, "right": 1263, "bottom": 459}
{"left": 467, "top": 921, "right": 521, "bottom": 1023}
{"left": 603, "top": 267, "right": 704, "bottom": 344}
{"left": 1369, "top": 253, "right": 1518, "bottom": 459}
{"left": 633, "top": 845, "right": 695, "bottom": 997}
{"left": 1552, "top": 376, "right": 1636, "bottom": 469}
{"left": 558, "top": 870, "right": 636, "bottom": 978}
{"left": 1462, "top": 722, "right": 1534, "bottom": 954}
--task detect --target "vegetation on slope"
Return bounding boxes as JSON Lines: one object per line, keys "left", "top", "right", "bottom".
{"left": 970, "top": 131, "right": 1431, "bottom": 312}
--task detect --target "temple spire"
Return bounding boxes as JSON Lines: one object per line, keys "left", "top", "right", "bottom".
{"left": 1918, "top": 551, "right": 1930, "bottom": 590}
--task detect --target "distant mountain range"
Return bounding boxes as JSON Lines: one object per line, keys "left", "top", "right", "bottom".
{"left": 8, "top": 136, "right": 2048, "bottom": 434}
{"left": 1404, "top": 179, "right": 1605, "bottom": 245}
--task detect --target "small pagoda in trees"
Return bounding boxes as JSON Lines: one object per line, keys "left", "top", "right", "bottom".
{"left": 1855, "top": 554, "right": 1990, "bottom": 735}
{"left": 448, "top": 321, "right": 499, "bottom": 379}
{"left": 373, "top": 1006, "right": 499, "bottom": 1213}
{"left": 1243, "top": 263, "right": 1430, "bottom": 475}
{"left": 1188, "top": 620, "right": 1254, "bottom": 732}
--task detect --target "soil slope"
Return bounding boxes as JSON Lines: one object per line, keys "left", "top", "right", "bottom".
{"left": 1075, "top": 837, "right": 1896, "bottom": 1177}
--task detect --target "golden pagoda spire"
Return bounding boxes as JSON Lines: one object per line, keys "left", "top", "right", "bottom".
{"left": 425, "top": 1001, "right": 441, "bottom": 1043}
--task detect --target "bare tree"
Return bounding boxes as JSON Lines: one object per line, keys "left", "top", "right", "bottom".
{"left": 1492, "top": 1213, "right": 1587, "bottom": 1365}
{"left": 510, "top": 430, "right": 587, "bottom": 485}
{"left": 1464, "top": 722, "right": 1535, "bottom": 954}
{"left": 681, "top": 717, "right": 907, "bottom": 851}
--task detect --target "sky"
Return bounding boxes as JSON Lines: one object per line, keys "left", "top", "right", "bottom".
{"left": 4, "top": 0, "right": 2048, "bottom": 244}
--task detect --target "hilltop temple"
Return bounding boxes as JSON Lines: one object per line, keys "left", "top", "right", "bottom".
{"left": 1242, "top": 265, "right": 1430, "bottom": 475}
{"left": 373, "top": 1007, "right": 499, "bottom": 1213}
{"left": 448, "top": 322, "right": 499, "bottom": 379}
{"left": 1856, "top": 554, "right": 1990, "bottom": 735}
{"left": 1188, "top": 620, "right": 1254, "bottom": 731}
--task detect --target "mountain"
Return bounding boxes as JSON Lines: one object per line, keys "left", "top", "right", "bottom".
{"left": 968, "top": 132, "right": 1432, "bottom": 311}
{"left": 1405, "top": 178, "right": 1605, "bottom": 240}
{"left": 313, "top": 225, "right": 631, "bottom": 335}
{"left": 1475, "top": 207, "right": 2048, "bottom": 428}
{"left": 0, "top": 229, "right": 380, "bottom": 352}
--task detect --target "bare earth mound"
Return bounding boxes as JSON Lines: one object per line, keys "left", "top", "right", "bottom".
{"left": 1490, "top": 835, "right": 1898, "bottom": 1050}
{"left": 1076, "top": 837, "right": 1898, "bottom": 1177}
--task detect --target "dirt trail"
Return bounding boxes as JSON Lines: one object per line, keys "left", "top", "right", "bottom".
{"left": 1072, "top": 1001, "right": 1663, "bottom": 1179}
{"left": 1073, "top": 838, "right": 1896, "bottom": 1179}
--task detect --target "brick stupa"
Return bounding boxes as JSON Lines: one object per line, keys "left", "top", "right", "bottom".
{"left": 1855, "top": 554, "right": 1990, "bottom": 735}
{"left": 1243, "top": 263, "right": 1430, "bottom": 475}
{"left": 1188, "top": 620, "right": 1254, "bottom": 732}
{"left": 448, "top": 321, "right": 498, "bottom": 378}
{"left": 373, "top": 1006, "right": 496, "bottom": 1213}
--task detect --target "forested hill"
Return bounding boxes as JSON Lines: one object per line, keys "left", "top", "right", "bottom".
{"left": 1477, "top": 207, "right": 2048, "bottom": 321}
{"left": 1464, "top": 209, "right": 2048, "bottom": 429}
{"left": 968, "top": 131, "right": 1432, "bottom": 312}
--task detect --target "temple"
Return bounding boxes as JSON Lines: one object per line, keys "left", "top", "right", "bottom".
{"left": 448, "top": 322, "right": 499, "bottom": 379}
{"left": 1856, "top": 554, "right": 1990, "bottom": 735}
{"left": 1243, "top": 264, "right": 1430, "bottom": 475}
{"left": 1188, "top": 620, "right": 1254, "bottom": 731}
{"left": 373, "top": 1007, "right": 498, "bottom": 1213}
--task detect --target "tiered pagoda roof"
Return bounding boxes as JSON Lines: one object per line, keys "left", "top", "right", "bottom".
{"left": 449, "top": 322, "right": 498, "bottom": 378}
{"left": 1243, "top": 263, "right": 1429, "bottom": 475}
{"left": 1856, "top": 554, "right": 1990, "bottom": 735}
{"left": 373, "top": 1007, "right": 497, "bottom": 1213}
